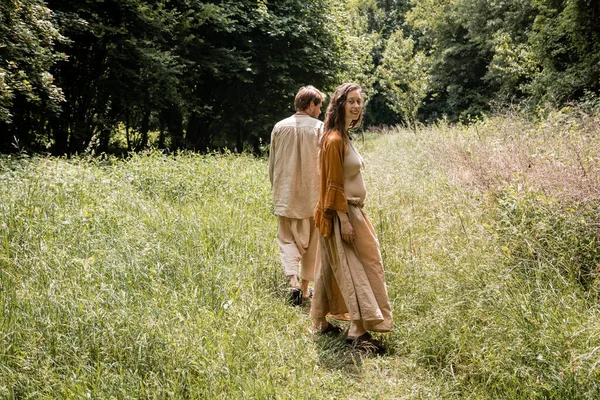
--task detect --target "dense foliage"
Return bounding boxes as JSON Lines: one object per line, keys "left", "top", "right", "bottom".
{"left": 1, "top": 0, "right": 599, "bottom": 154}
{"left": 0, "top": 0, "right": 65, "bottom": 143}
{"left": 2, "top": 0, "right": 338, "bottom": 154}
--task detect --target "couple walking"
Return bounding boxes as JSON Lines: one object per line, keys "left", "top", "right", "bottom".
{"left": 269, "top": 83, "right": 392, "bottom": 354}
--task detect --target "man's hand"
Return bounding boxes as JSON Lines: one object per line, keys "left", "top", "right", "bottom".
{"left": 288, "top": 274, "right": 299, "bottom": 288}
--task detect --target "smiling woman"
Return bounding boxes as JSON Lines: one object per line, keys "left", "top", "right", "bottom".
{"left": 344, "top": 90, "right": 363, "bottom": 128}
{"left": 311, "top": 83, "right": 393, "bottom": 355}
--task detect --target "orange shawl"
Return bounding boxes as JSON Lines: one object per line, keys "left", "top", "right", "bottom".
{"left": 314, "top": 131, "right": 348, "bottom": 237}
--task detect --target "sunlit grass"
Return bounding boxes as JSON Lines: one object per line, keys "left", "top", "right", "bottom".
{"left": 2, "top": 113, "right": 600, "bottom": 398}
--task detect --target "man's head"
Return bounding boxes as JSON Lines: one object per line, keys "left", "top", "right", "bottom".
{"left": 294, "top": 85, "right": 326, "bottom": 119}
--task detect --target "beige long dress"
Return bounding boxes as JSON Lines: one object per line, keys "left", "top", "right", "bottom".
{"left": 312, "top": 134, "right": 392, "bottom": 332}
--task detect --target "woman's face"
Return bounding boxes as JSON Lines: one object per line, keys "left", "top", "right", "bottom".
{"left": 344, "top": 90, "right": 363, "bottom": 128}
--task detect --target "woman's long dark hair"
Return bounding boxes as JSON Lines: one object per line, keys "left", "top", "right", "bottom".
{"left": 320, "top": 83, "right": 362, "bottom": 150}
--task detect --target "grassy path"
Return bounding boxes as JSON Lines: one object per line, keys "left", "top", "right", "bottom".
{"left": 1, "top": 128, "right": 600, "bottom": 398}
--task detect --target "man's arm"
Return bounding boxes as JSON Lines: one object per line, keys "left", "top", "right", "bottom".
{"left": 268, "top": 129, "right": 277, "bottom": 187}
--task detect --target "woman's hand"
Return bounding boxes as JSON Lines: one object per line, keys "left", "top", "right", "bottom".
{"left": 337, "top": 211, "right": 355, "bottom": 243}
{"left": 341, "top": 219, "right": 355, "bottom": 243}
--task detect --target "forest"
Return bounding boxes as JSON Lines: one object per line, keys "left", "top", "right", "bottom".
{"left": 1, "top": 0, "right": 599, "bottom": 155}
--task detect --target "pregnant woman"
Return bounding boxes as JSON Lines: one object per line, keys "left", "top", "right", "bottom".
{"left": 311, "top": 82, "right": 393, "bottom": 354}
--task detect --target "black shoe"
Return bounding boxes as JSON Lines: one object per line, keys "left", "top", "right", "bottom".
{"left": 288, "top": 288, "right": 302, "bottom": 306}
{"left": 346, "top": 332, "right": 386, "bottom": 355}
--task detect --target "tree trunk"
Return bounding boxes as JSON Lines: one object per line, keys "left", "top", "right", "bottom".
{"left": 50, "top": 116, "right": 69, "bottom": 156}
{"left": 139, "top": 110, "right": 150, "bottom": 150}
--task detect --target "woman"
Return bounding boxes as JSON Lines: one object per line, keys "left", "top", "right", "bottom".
{"left": 311, "top": 83, "right": 393, "bottom": 354}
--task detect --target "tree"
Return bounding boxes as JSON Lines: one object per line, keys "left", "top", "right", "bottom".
{"left": 527, "top": 0, "right": 600, "bottom": 105}
{"left": 328, "top": 0, "right": 380, "bottom": 94}
{"left": 455, "top": 0, "right": 538, "bottom": 102}
{"left": 376, "top": 29, "right": 429, "bottom": 131}
{"left": 178, "top": 0, "right": 339, "bottom": 153}
{"left": 327, "top": 0, "right": 417, "bottom": 127}
{"left": 406, "top": 0, "right": 540, "bottom": 120}
{"left": 0, "top": 0, "right": 65, "bottom": 152}
{"left": 46, "top": 0, "right": 183, "bottom": 154}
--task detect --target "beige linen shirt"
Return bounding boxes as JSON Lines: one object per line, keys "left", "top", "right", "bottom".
{"left": 269, "top": 114, "right": 323, "bottom": 219}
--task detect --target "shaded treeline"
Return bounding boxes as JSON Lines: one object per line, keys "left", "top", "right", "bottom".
{"left": 1, "top": 0, "right": 337, "bottom": 154}
{"left": 1, "top": 0, "right": 599, "bottom": 155}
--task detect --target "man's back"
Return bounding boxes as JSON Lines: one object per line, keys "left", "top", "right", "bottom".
{"left": 269, "top": 114, "right": 323, "bottom": 219}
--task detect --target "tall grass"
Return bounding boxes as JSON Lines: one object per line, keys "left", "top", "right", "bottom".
{"left": 1, "top": 152, "right": 328, "bottom": 398}
{"left": 2, "top": 107, "right": 600, "bottom": 398}
{"left": 381, "top": 104, "right": 600, "bottom": 398}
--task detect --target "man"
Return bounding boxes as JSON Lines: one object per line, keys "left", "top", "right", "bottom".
{"left": 269, "top": 85, "right": 325, "bottom": 306}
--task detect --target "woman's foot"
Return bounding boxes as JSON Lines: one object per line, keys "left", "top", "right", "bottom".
{"left": 313, "top": 318, "right": 342, "bottom": 335}
{"left": 347, "top": 320, "right": 366, "bottom": 338}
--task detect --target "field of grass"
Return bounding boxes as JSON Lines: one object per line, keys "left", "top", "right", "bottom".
{"left": 2, "top": 109, "right": 600, "bottom": 398}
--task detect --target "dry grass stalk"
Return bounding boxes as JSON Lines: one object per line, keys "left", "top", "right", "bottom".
{"left": 424, "top": 107, "right": 600, "bottom": 204}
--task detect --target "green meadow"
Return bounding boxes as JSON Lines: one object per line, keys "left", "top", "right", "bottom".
{"left": 2, "top": 111, "right": 600, "bottom": 398}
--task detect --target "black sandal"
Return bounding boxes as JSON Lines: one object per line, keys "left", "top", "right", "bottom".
{"left": 288, "top": 288, "right": 303, "bottom": 306}
{"left": 346, "top": 332, "right": 386, "bottom": 355}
